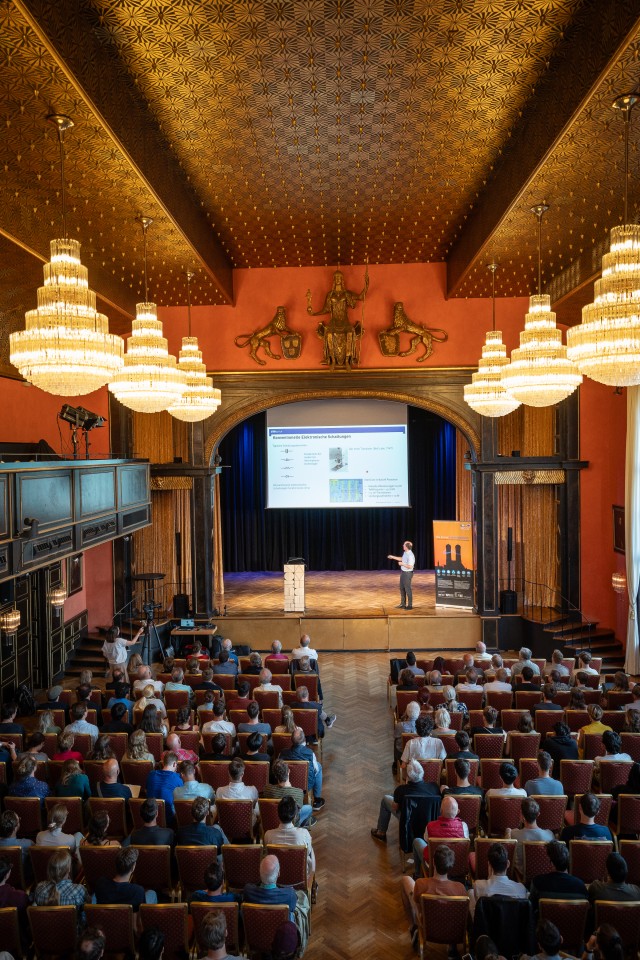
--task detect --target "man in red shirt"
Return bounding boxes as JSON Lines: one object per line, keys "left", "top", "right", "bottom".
{"left": 412, "top": 795, "right": 469, "bottom": 878}
{"left": 400, "top": 844, "right": 466, "bottom": 947}
{"left": 164, "top": 734, "right": 198, "bottom": 766}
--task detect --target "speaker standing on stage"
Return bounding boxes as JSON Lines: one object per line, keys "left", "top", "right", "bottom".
{"left": 388, "top": 541, "right": 415, "bottom": 610}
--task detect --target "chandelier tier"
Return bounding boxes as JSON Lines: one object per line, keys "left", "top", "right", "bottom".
{"left": 567, "top": 94, "right": 640, "bottom": 386}
{"left": 168, "top": 273, "right": 221, "bottom": 423}
{"left": 108, "top": 217, "right": 185, "bottom": 414}
{"left": 464, "top": 263, "right": 521, "bottom": 418}
{"left": 501, "top": 203, "right": 582, "bottom": 407}
{"left": 9, "top": 115, "right": 123, "bottom": 396}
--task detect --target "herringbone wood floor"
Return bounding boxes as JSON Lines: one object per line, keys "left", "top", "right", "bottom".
{"left": 304, "top": 652, "right": 416, "bottom": 960}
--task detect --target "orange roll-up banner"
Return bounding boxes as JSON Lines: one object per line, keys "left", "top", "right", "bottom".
{"left": 433, "top": 519, "right": 475, "bottom": 609}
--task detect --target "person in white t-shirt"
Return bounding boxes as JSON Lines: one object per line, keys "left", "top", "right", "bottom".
{"left": 132, "top": 665, "right": 164, "bottom": 697}
{"left": 388, "top": 540, "right": 415, "bottom": 610}
{"left": 102, "top": 625, "right": 143, "bottom": 682}
{"left": 485, "top": 762, "right": 527, "bottom": 799}
{"left": 214, "top": 758, "right": 258, "bottom": 823}
{"left": 291, "top": 635, "right": 319, "bottom": 663}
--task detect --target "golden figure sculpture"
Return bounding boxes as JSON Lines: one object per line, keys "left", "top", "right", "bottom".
{"left": 234, "top": 306, "right": 301, "bottom": 365}
{"left": 306, "top": 267, "right": 369, "bottom": 369}
{"left": 378, "top": 301, "right": 448, "bottom": 361}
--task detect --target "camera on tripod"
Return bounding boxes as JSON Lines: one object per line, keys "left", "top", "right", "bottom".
{"left": 143, "top": 601, "right": 161, "bottom": 622}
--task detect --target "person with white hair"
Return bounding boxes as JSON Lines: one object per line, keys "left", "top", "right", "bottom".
{"left": 243, "top": 854, "right": 297, "bottom": 920}
{"left": 394, "top": 701, "right": 421, "bottom": 763}
{"left": 411, "top": 794, "right": 468, "bottom": 877}
{"left": 132, "top": 665, "right": 164, "bottom": 696}
{"left": 475, "top": 641, "right": 493, "bottom": 664}
{"left": 442, "top": 685, "right": 468, "bottom": 717}
{"left": 255, "top": 668, "right": 283, "bottom": 708}
{"left": 487, "top": 653, "right": 511, "bottom": 680}
{"left": 221, "top": 638, "right": 239, "bottom": 665}
{"left": 291, "top": 634, "right": 319, "bottom": 663}
{"left": 484, "top": 668, "right": 513, "bottom": 694}
{"left": 511, "top": 647, "right": 540, "bottom": 679}
{"left": 267, "top": 639, "right": 289, "bottom": 662}
{"left": 371, "top": 758, "right": 440, "bottom": 842}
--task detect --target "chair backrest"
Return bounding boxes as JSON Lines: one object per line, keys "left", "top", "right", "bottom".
{"left": 417, "top": 759, "right": 443, "bottom": 784}
{"left": 47, "top": 760, "right": 65, "bottom": 788}
{"left": 79, "top": 844, "right": 121, "bottom": 893}
{"left": 271, "top": 675, "right": 292, "bottom": 691}
{"left": 571, "top": 793, "right": 613, "bottom": 827}
{"left": 530, "top": 794, "right": 569, "bottom": 832}
{"left": 192, "top": 901, "right": 240, "bottom": 955}
{"left": 86, "top": 797, "right": 127, "bottom": 838}
{"left": 243, "top": 903, "right": 290, "bottom": 953}
{"left": 175, "top": 844, "right": 219, "bottom": 894}
{"left": 164, "top": 689, "right": 190, "bottom": 709}
{"left": 85, "top": 904, "right": 136, "bottom": 955}
{"left": 236, "top": 674, "right": 261, "bottom": 693}
{"left": 594, "top": 900, "right": 640, "bottom": 953}
{"left": 619, "top": 840, "right": 640, "bottom": 885}
{"left": 518, "top": 758, "right": 539, "bottom": 787}
{"left": 45, "top": 796, "right": 84, "bottom": 835}
{"left": 607, "top": 691, "right": 634, "bottom": 709}
{"left": 120, "top": 759, "right": 154, "bottom": 788}
{"left": 486, "top": 795, "right": 523, "bottom": 835}
{"left": 582, "top": 733, "right": 606, "bottom": 760}
{"left": 215, "top": 798, "right": 254, "bottom": 842}
{"left": 294, "top": 674, "right": 319, "bottom": 700}
{"left": 254, "top": 689, "right": 280, "bottom": 710}
{"left": 262, "top": 708, "right": 282, "bottom": 729}
{"left": 569, "top": 840, "right": 614, "bottom": 882}
{"left": 559, "top": 759, "right": 594, "bottom": 795}
{"left": 105, "top": 732, "right": 129, "bottom": 761}
{"left": 199, "top": 761, "right": 232, "bottom": 791}
{"left": 290, "top": 709, "right": 319, "bottom": 742}
{"left": 172, "top": 730, "right": 201, "bottom": 753}
{"left": 522, "top": 841, "right": 563, "bottom": 883}
{"left": 438, "top": 734, "right": 459, "bottom": 758}
{"left": 0, "top": 733, "right": 23, "bottom": 751}
{"left": 129, "top": 798, "right": 167, "bottom": 830}
{"left": 172, "top": 799, "right": 197, "bottom": 828}
{"left": 265, "top": 843, "right": 308, "bottom": 890}
{"left": 258, "top": 798, "right": 282, "bottom": 837}
{"left": 485, "top": 691, "right": 514, "bottom": 714}
{"left": 600, "top": 760, "right": 635, "bottom": 793}
{"left": 474, "top": 734, "right": 504, "bottom": 759}
{"left": 43, "top": 729, "right": 63, "bottom": 755}
{"left": 397, "top": 690, "right": 420, "bottom": 717}
{"left": 229, "top": 709, "right": 249, "bottom": 727}
{"left": 508, "top": 732, "right": 541, "bottom": 763}
{"left": 243, "top": 760, "right": 270, "bottom": 793}
{"left": 131, "top": 844, "right": 173, "bottom": 892}
{"left": 72, "top": 733, "right": 94, "bottom": 757}
{"left": 4, "top": 796, "right": 42, "bottom": 837}
{"left": 480, "top": 758, "right": 513, "bottom": 791}
{"left": 534, "top": 710, "right": 566, "bottom": 738}
{"left": 565, "top": 710, "right": 590, "bottom": 733}
{"left": 539, "top": 898, "right": 589, "bottom": 957}
{"left": 0, "top": 846, "right": 25, "bottom": 890}
{"left": 515, "top": 691, "right": 543, "bottom": 711}
{"left": 264, "top": 657, "right": 290, "bottom": 674}
{"left": 271, "top": 732, "right": 294, "bottom": 757}
{"left": 28, "top": 905, "right": 77, "bottom": 958}
{"left": 621, "top": 733, "right": 640, "bottom": 762}
{"left": 222, "top": 843, "right": 262, "bottom": 890}
{"left": 145, "top": 733, "right": 165, "bottom": 762}
{"left": 427, "top": 837, "right": 470, "bottom": 881}
{"left": 29, "top": 845, "right": 69, "bottom": 884}
{"left": 0, "top": 906, "right": 21, "bottom": 958}
{"left": 202, "top": 732, "right": 234, "bottom": 755}
{"left": 602, "top": 710, "right": 627, "bottom": 732}
{"left": 617, "top": 794, "right": 640, "bottom": 835}
{"left": 471, "top": 837, "right": 518, "bottom": 879}
{"left": 139, "top": 903, "right": 189, "bottom": 960}
{"left": 83, "top": 759, "right": 107, "bottom": 790}
{"left": 501, "top": 709, "right": 529, "bottom": 732}
{"left": 419, "top": 894, "right": 469, "bottom": 945}
{"left": 286, "top": 760, "right": 310, "bottom": 793}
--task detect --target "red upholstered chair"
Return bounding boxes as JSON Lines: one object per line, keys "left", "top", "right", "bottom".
{"left": 139, "top": 903, "right": 189, "bottom": 960}
{"left": 229, "top": 709, "right": 249, "bottom": 728}
{"left": 199, "top": 761, "right": 231, "bottom": 791}
{"left": 559, "top": 759, "right": 594, "bottom": 797}
{"left": 266, "top": 843, "right": 309, "bottom": 892}
{"left": 467, "top": 710, "right": 484, "bottom": 730}
{"left": 469, "top": 838, "right": 518, "bottom": 880}
{"left": 519, "top": 758, "right": 540, "bottom": 788}
{"left": 236, "top": 675, "right": 261, "bottom": 693}
{"left": 531, "top": 794, "right": 569, "bottom": 832}
{"left": 473, "top": 734, "right": 504, "bottom": 759}
{"left": 85, "top": 904, "right": 135, "bottom": 956}
{"left": 599, "top": 760, "right": 634, "bottom": 793}
{"left": 480, "top": 758, "right": 512, "bottom": 791}
{"left": 173, "top": 731, "right": 201, "bottom": 753}
{"left": 565, "top": 710, "right": 590, "bottom": 733}
{"left": 397, "top": 691, "right": 420, "bottom": 717}
{"left": 83, "top": 760, "right": 107, "bottom": 791}
{"left": 457, "top": 690, "right": 483, "bottom": 710}
{"left": 271, "top": 675, "right": 291, "bottom": 691}
{"left": 28, "top": 905, "right": 77, "bottom": 958}
{"left": 569, "top": 840, "right": 614, "bottom": 883}
{"left": 602, "top": 710, "right": 627, "bottom": 732}
{"left": 258, "top": 798, "right": 282, "bottom": 837}
{"left": 79, "top": 845, "right": 121, "bottom": 894}
{"left": 448, "top": 712, "right": 464, "bottom": 731}
{"left": 120, "top": 758, "right": 154, "bottom": 789}
{"left": 215, "top": 798, "right": 255, "bottom": 843}
{"left": 47, "top": 760, "right": 65, "bottom": 789}
{"left": 583, "top": 687, "right": 602, "bottom": 702}
{"left": 45, "top": 796, "right": 84, "bottom": 835}
{"left": 417, "top": 759, "right": 443, "bottom": 785}
{"left": 429, "top": 690, "right": 446, "bottom": 708}
{"left": 105, "top": 732, "right": 128, "bottom": 761}
{"left": 42, "top": 732, "right": 60, "bottom": 758}
{"left": 522, "top": 841, "right": 561, "bottom": 883}
{"left": 565, "top": 793, "right": 613, "bottom": 829}
{"left": 619, "top": 840, "right": 640, "bottom": 885}
{"left": 508, "top": 732, "right": 541, "bottom": 764}
{"left": 455, "top": 794, "right": 482, "bottom": 836}
{"left": 175, "top": 844, "right": 219, "bottom": 896}
{"left": 607, "top": 691, "right": 634, "bottom": 709}
{"left": 262, "top": 708, "right": 282, "bottom": 729}
{"left": 614, "top": 794, "right": 640, "bottom": 837}
{"left": 192, "top": 901, "right": 241, "bottom": 956}
{"left": 291, "top": 709, "right": 319, "bottom": 747}
{"left": 243, "top": 761, "right": 270, "bottom": 794}
{"left": 487, "top": 795, "right": 523, "bottom": 835}
{"left": 264, "top": 657, "right": 290, "bottom": 674}
{"left": 144, "top": 733, "right": 165, "bottom": 762}
{"left": 418, "top": 894, "right": 469, "bottom": 955}
{"left": 174, "top": 799, "right": 200, "bottom": 828}
{"left": 427, "top": 838, "right": 469, "bottom": 881}
{"left": 243, "top": 903, "right": 290, "bottom": 957}
{"left": 129, "top": 798, "right": 166, "bottom": 830}
{"left": 0, "top": 907, "right": 21, "bottom": 959}
{"left": 582, "top": 733, "right": 606, "bottom": 760}
{"left": 485, "top": 690, "right": 513, "bottom": 714}
{"left": 294, "top": 674, "right": 319, "bottom": 700}
{"left": 286, "top": 760, "right": 310, "bottom": 794}
{"left": 71, "top": 733, "right": 94, "bottom": 757}
{"left": 501, "top": 710, "right": 529, "bottom": 732}
{"left": 87, "top": 797, "right": 127, "bottom": 839}
{"left": 4, "top": 796, "right": 42, "bottom": 838}
{"left": 222, "top": 844, "right": 263, "bottom": 891}
{"left": 439, "top": 734, "right": 459, "bottom": 758}
{"left": 59, "top": 691, "right": 75, "bottom": 707}
{"left": 0, "top": 733, "right": 23, "bottom": 751}
{"left": 254, "top": 690, "right": 280, "bottom": 711}
{"left": 534, "top": 710, "right": 566, "bottom": 739}
{"left": 131, "top": 845, "right": 177, "bottom": 897}
{"left": 594, "top": 901, "right": 640, "bottom": 955}
{"left": 164, "top": 689, "right": 190, "bottom": 709}
{"left": 0, "top": 846, "right": 26, "bottom": 890}
{"left": 271, "top": 733, "right": 294, "bottom": 757}
{"left": 30, "top": 845, "right": 68, "bottom": 884}
{"left": 515, "top": 691, "right": 542, "bottom": 712}
{"left": 202, "top": 732, "right": 234, "bottom": 755}
{"left": 621, "top": 733, "right": 640, "bottom": 762}
{"left": 539, "top": 898, "right": 589, "bottom": 957}
{"left": 555, "top": 691, "right": 571, "bottom": 708}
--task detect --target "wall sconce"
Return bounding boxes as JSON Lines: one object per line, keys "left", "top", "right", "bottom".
{"left": 612, "top": 571, "right": 627, "bottom": 595}
{"left": 0, "top": 607, "right": 21, "bottom": 650}
{"left": 48, "top": 587, "right": 67, "bottom": 611}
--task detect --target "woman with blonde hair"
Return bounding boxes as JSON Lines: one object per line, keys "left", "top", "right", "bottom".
{"left": 81, "top": 809, "right": 120, "bottom": 847}
{"left": 133, "top": 686, "right": 167, "bottom": 725}
{"left": 54, "top": 759, "right": 90, "bottom": 803}
{"left": 125, "top": 729, "right": 155, "bottom": 763}
{"left": 275, "top": 705, "right": 296, "bottom": 735}
{"left": 127, "top": 651, "right": 144, "bottom": 677}
{"left": 38, "top": 709, "right": 61, "bottom": 735}
{"left": 36, "top": 803, "right": 83, "bottom": 855}
{"left": 33, "top": 849, "right": 86, "bottom": 913}
{"left": 578, "top": 703, "right": 612, "bottom": 758}
{"left": 51, "top": 731, "right": 83, "bottom": 764}
{"left": 442, "top": 685, "right": 468, "bottom": 717}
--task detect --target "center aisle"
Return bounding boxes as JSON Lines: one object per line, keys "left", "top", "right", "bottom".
{"left": 305, "top": 652, "right": 414, "bottom": 960}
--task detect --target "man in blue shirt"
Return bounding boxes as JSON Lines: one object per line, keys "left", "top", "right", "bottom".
{"left": 214, "top": 650, "right": 238, "bottom": 676}
{"left": 94, "top": 758, "right": 132, "bottom": 800}
{"left": 221, "top": 638, "right": 239, "bottom": 665}
{"left": 279, "top": 727, "right": 325, "bottom": 810}
{"left": 243, "top": 854, "right": 297, "bottom": 920}
{"left": 145, "top": 751, "right": 183, "bottom": 825}
{"left": 560, "top": 792, "right": 613, "bottom": 843}
{"left": 524, "top": 750, "right": 564, "bottom": 796}
{"left": 175, "top": 796, "right": 227, "bottom": 851}
{"left": 107, "top": 682, "right": 135, "bottom": 723}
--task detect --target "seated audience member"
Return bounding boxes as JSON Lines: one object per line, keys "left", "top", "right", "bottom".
{"left": 171, "top": 705, "right": 198, "bottom": 734}
{"left": 264, "top": 759, "right": 314, "bottom": 827}
{"left": 125, "top": 728, "right": 155, "bottom": 763}
{"left": 624, "top": 684, "right": 640, "bottom": 714}
{"left": 220, "top": 637, "right": 239, "bottom": 664}
{"left": 371, "top": 758, "right": 440, "bottom": 842}
{"left": 488, "top": 653, "right": 511, "bottom": 680}
{"left": 400, "top": 714, "right": 446, "bottom": 769}
{"left": 442, "top": 757, "right": 483, "bottom": 798}
{"left": 77, "top": 928, "right": 106, "bottom": 960}
{"left": 175, "top": 796, "right": 227, "bottom": 851}
{"left": 426, "top": 669, "right": 443, "bottom": 694}
{"left": 132, "top": 664, "right": 165, "bottom": 697}
{"left": 201, "top": 732, "right": 230, "bottom": 762}
{"left": 452, "top": 730, "right": 479, "bottom": 760}
{"left": 95, "top": 758, "right": 132, "bottom": 800}
{"left": 291, "top": 634, "right": 319, "bottom": 664}
{"left": 578, "top": 705, "right": 612, "bottom": 758}
{"left": 244, "top": 652, "right": 263, "bottom": 675}
{"left": 585, "top": 924, "right": 626, "bottom": 960}
{"left": 484, "top": 668, "right": 513, "bottom": 694}
{"left": 106, "top": 665, "right": 126, "bottom": 691}
{"left": 133, "top": 686, "right": 167, "bottom": 725}
{"left": 240, "top": 730, "right": 271, "bottom": 764}
{"left": 237, "top": 699, "right": 272, "bottom": 737}
{"left": 506, "top": 711, "right": 535, "bottom": 754}
{"left": 76, "top": 682, "right": 103, "bottom": 726}
{"left": 0, "top": 735, "right": 18, "bottom": 774}
{"left": 396, "top": 668, "right": 419, "bottom": 692}
{"left": 40, "top": 685, "right": 70, "bottom": 722}
{"left": 275, "top": 706, "right": 297, "bottom": 737}
{"left": 432, "top": 707, "right": 455, "bottom": 735}
{"left": 101, "top": 701, "right": 134, "bottom": 735}
{"left": 197, "top": 690, "right": 217, "bottom": 720}
{"left": 63, "top": 702, "right": 99, "bottom": 746}
{"left": 624, "top": 710, "right": 640, "bottom": 733}
{"left": 549, "top": 649, "right": 570, "bottom": 677}
{"left": 471, "top": 705, "right": 506, "bottom": 740}
{"left": 267, "top": 639, "right": 289, "bottom": 662}
{"left": 475, "top": 641, "right": 493, "bottom": 664}
{"left": 570, "top": 685, "right": 588, "bottom": 711}
{"left": 36, "top": 803, "right": 82, "bottom": 855}
{"left": 81, "top": 810, "right": 120, "bottom": 847}
{"left": 264, "top": 794, "right": 315, "bottom": 876}
{"left": 202, "top": 700, "right": 236, "bottom": 737}
{"left": 456, "top": 667, "right": 483, "bottom": 693}
{"left": 174, "top": 760, "right": 214, "bottom": 802}
{"left": 8, "top": 754, "right": 50, "bottom": 800}
{"left": 485, "top": 762, "right": 527, "bottom": 798}
{"left": 404, "top": 651, "right": 425, "bottom": 677}
{"left": 400, "top": 843, "right": 466, "bottom": 946}
{"left": 532, "top": 683, "right": 563, "bottom": 714}
{"left": 530, "top": 839, "right": 587, "bottom": 910}
{"left": 511, "top": 647, "right": 541, "bottom": 680}
{"left": 462, "top": 652, "right": 485, "bottom": 679}
{"left": 443, "top": 685, "right": 468, "bottom": 716}
{"left": 0, "top": 854, "right": 28, "bottom": 917}
{"left": 165, "top": 668, "right": 192, "bottom": 693}
{"left": 411, "top": 795, "right": 467, "bottom": 877}
{"left": 280, "top": 726, "right": 325, "bottom": 810}
{"left": 52, "top": 731, "right": 83, "bottom": 764}
{"left": 94, "top": 845, "right": 157, "bottom": 910}
{"left": 593, "top": 730, "right": 632, "bottom": 781}
{"left": 548, "top": 669, "right": 570, "bottom": 693}
{"left": 294, "top": 685, "right": 336, "bottom": 737}
{"left": 191, "top": 859, "right": 240, "bottom": 904}
{"left": 255, "top": 668, "right": 284, "bottom": 708}
{"left": 87, "top": 734, "right": 114, "bottom": 762}
{"left": 394, "top": 701, "right": 420, "bottom": 767}
{"left": 524, "top": 750, "right": 564, "bottom": 796}
{"left": 570, "top": 650, "right": 599, "bottom": 684}
{"left": 542, "top": 720, "right": 579, "bottom": 766}
{"left": 517, "top": 665, "right": 540, "bottom": 691}
{"left": 243, "top": 854, "right": 297, "bottom": 920}
{"left": 188, "top": 637, "right": 211, "bottom": 661}
{"left": 468, "top": 841, "right": 528, "bottom": 917}
{"left": 0, "top": 702, "right": 26, "bottom": 737}
{"left": 107, "top": 682, "right": 135, "bottom": 722}
{"left": 0, "top": 810, "right": 33, "bottom": 876}
{"left": 137, "top": 928, "right": 165, "bottom": 960}
{"left": 197, "top": 909, "right": 241, "bottom": 960}
{"left": 32, "top": 849, "right": 87, "bottom": 913}
{"left": 123, "top": 798, "right": 175, "bottom": 848}
{"left": 20, "top": 732, "right": 48, "bottom": 762}
{"left": 215, "top": 758, "right": 259, "bottom": 822}
{"left": 226, "top": 680, "right": 251, "bottom": 712}
{"left": 139, "top": 703, "right": 168, "bottom": 738}
{"left": 55, "top": 759, "right": 91, "bottom": 802}
{"left": 199, "top": 668, "right": 224, "bottom": 696}
{"left": 146, "top": 752, "right": 183, "bottom": 822}
{"left": 609, "top": 672, "right": 630, "bottom": 694}
{"left": 214, "top": 650, "right": 238, "bottom": 677}
{"left": 528, "top": 919, "right": 564, "bottom": 960}
{"left": 38, "top": 709, "right": 61, "bottom": 736}
{"left": 186, "top": 658, "right": 204, "bottom": 682}
{"left": 506, "top": 797, "right": 554, "bottom": 876}
{"left": 588, "top": 851, "right": 640, "bottom": 904}
{"left": 560, "top": 792, "right": 613, "bottom": 843}
{"left": 165, "top": 733, "right": 198, "bottom": 765}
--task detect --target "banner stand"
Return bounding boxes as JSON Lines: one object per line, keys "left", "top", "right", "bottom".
{"left": 433, "top": 520, "right": 475, "bottom": 610}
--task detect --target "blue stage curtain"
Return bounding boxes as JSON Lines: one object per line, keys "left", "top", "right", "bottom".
{"left": 218, "top": 407, "right": 456, "bottom": 572}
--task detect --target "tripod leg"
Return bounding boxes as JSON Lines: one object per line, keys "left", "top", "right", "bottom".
{"left": 151, "top": 622, "right": 166, "bottom": 661}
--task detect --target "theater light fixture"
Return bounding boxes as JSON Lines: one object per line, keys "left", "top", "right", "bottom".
{"left": 168, "top": 272, "right": 221, "bottom": 422}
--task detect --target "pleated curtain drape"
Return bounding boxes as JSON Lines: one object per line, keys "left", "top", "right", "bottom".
{"left": 455, "top": 428, "right": 473, "bottom": 522}
{"left": 625, "top": 386, "right": 640, "bottom": 674}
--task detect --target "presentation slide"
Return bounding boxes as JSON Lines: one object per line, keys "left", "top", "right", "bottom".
{"left": 266, "top": 400, "right": 409, "bottom": 509}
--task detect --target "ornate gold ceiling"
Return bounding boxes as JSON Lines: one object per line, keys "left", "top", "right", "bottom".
{"left": 0, "top": 0, "right": 639, "bottom": 321}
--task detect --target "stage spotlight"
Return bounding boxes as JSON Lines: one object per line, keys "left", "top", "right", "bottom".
{"left": 59, "top": 404, "right": 105, "bottom": 430}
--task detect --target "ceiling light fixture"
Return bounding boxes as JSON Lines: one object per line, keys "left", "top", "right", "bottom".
{"left": 168, "top": 272, "right": 221, "bottom": 422}
{"left": 108, "top": 216, "right": 185, "bottom": 414}
{"left": 567, "top": 93, "right": 640, "bottom": 385}
{"left": 9, "top": 114, "right": 124, "bottom": 395}
{"left": 501, "top": 203, "right": 582, "bottom": 407}
{"left": 464, "top": 263, "right": 521, "bottom": 418}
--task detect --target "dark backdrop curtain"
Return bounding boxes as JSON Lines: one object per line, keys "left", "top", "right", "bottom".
{"left": 219, "top": 406, "right": 456, "bottom": 572}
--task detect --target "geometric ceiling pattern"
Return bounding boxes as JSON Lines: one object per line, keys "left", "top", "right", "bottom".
{"left": 0, "top": 0, "right": 639, "bottom": 324}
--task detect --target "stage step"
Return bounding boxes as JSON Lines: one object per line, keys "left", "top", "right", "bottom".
{"left": 543, "top": 618, "right": 598, "bottom": 634}
{"left": 66, "top": 632, "right": 107, "bottom": 677}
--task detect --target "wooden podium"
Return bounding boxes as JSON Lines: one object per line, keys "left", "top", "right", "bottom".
{"left": 284, "top": 563, "right": 305, "bottom": 612}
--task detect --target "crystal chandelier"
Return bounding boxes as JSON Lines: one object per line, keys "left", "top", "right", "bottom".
{"left": 48, "top": 587, "right": 67, "bottom": 611}
{"left": 109, "top": 217, "right": 185, "bottom": 414}
{"left": 464, "top": 263, "right": 521, "bottom": 418}
{"left": 501, "top": 203, "right": 582, "bottom": 407}
{"left": 9, "top": 115, "right": 123, "bottom": 395}
{"left": 567, "top": 94, "right": 640, "bottom": 386}
{"left": 0, "top": 608, "right": 20, "bottom": 637}
{"left": 168, "top": 272, "right": 221, "bottom": 422}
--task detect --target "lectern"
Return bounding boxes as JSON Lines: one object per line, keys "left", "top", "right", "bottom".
{"left": 284, "top": 563, "right": 305, "bottom": 612}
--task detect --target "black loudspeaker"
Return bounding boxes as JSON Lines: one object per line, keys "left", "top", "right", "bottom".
{"left": 507, "top": 527, "right": 513, "bottom": 563}
{"left": 500, "top": 589, "right": 518, "bottom": 614}
{"left": 173, "top": 593, "right": 189, "bottom": 618}
{"left": 175, "top": 532, "right": 182, "bottom": 569}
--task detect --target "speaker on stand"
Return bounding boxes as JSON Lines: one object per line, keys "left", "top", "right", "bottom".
{"left": 173, "top": 532, "right": 190, "bottom": 620}
{"left": 500, "top": 526, "right": 518, "bottom": 614}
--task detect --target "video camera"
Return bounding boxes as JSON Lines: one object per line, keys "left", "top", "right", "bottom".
{"left": 143, "top": 601, "right": 161, "bottom": 622}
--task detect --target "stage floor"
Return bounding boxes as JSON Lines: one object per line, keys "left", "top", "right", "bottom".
{"left": 222, "top": 568, "right": 472, "bottom": 619}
